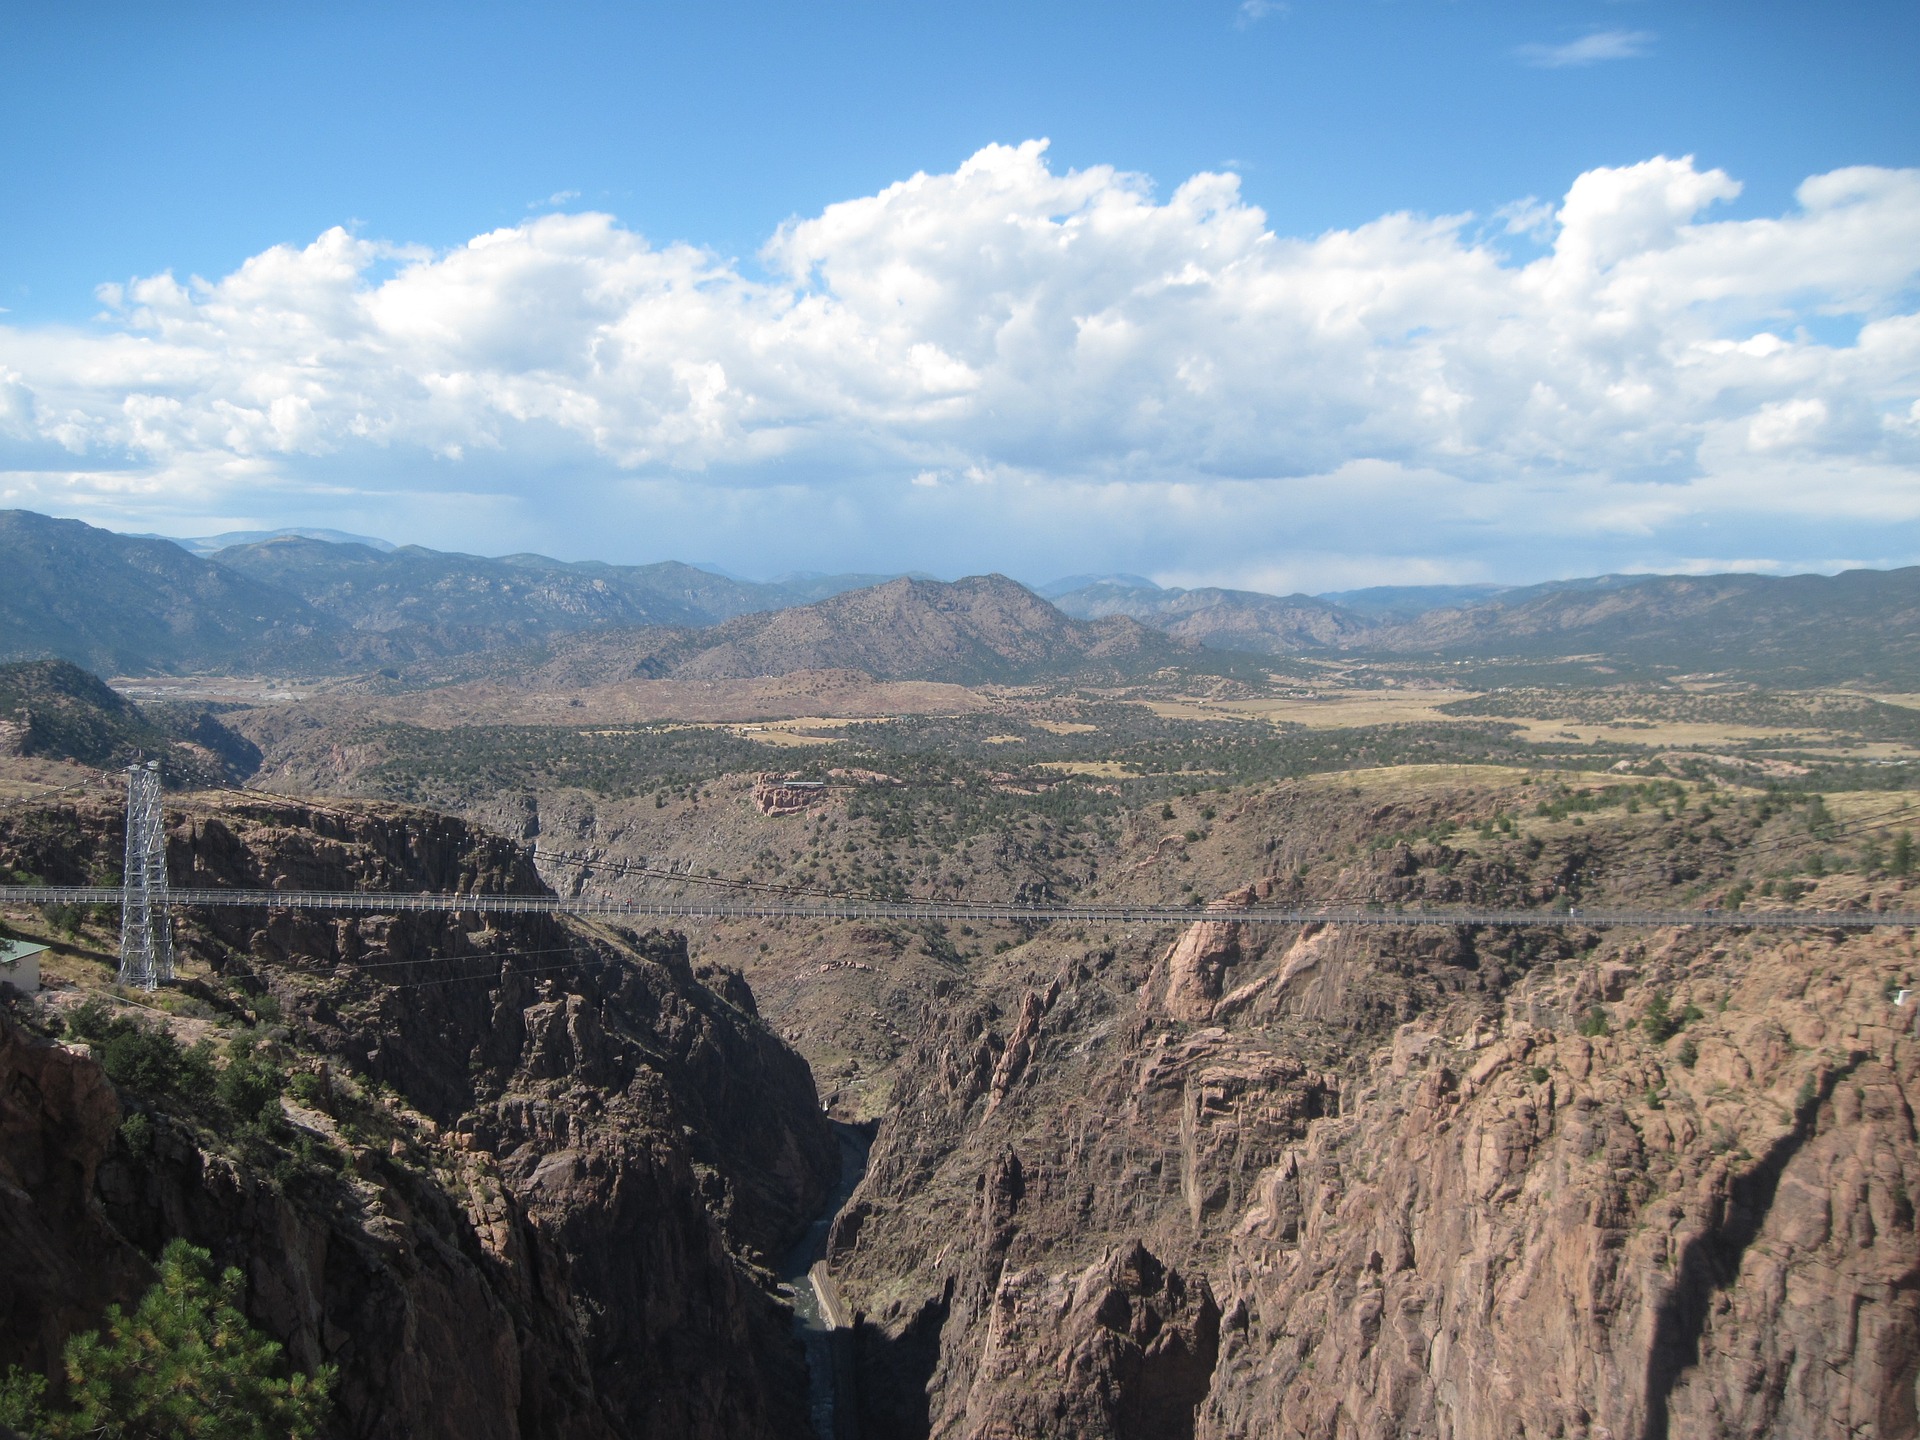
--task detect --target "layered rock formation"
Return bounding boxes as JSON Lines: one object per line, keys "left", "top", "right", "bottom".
{"left": 830, "top": 931, "right": 1342, "bottom": 1438}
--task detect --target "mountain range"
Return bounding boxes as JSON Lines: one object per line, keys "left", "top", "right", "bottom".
{"left": 0, "top": 511, "right": 340, "bottom": 676}
{"left": 0, "top": 513, "right": 919, "bottom": 676}
{"left": 1046, "top": 579, "right": 1373, "bottom": 652}
{"left": 1368, "top": 567, "right": 1920, "bottom": 679}
{"left": 1044, "top": 569, "right": 1920, "bottom": 683}
{"left": 132, "top": 526, "right": 400, "bottom": 557}
{"left": 214, "top": 536, "right": 908, "bottom": 637}
{"left": 511, "top": 575, "right": 1189, "bottom": 687}
{"left": 4, "top": 509, "right": 1919, "bottom": 685}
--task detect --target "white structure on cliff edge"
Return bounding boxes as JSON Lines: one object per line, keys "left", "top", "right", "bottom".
{"left": 0, "top": 938, "right": 47, "bottom": 996}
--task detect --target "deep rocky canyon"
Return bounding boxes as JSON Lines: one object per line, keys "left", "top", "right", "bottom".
{"left": 2, "top": 780, "right": 1916, "bottom": 1438}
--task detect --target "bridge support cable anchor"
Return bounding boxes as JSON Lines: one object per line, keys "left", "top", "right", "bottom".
{"left": 117, "top": 761, "right": 173, "bottom": 992}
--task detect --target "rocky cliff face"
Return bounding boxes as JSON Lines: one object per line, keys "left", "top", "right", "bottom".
{"left": 1200, "top": 923, "right": 1920, "bottom": 1440}
{"left": 0, "top": 794, "right": 839, "bottom": 1440}
{"left": 0, "top": 1014, "right": 148, "bottom": 1379}
{"left": 823, "top": 780, "right": 1920, "bottom": 1439}
{"left": 7, "top": 766, "right": 1917, "bottom": 1437}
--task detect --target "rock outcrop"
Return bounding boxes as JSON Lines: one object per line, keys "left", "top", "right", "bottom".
{"left": 754, "top": 773, "right": 829, "bottom": 815}
{"left": 1160, "top": 921, "right": 1243, "bottom": 1022}
{"left": 830, "top": 928, "right": 1339, "bottom": 1438}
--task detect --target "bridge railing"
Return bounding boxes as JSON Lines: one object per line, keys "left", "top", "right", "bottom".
{"left": 5, "top": 884, "right": 1917, "bottom": 931}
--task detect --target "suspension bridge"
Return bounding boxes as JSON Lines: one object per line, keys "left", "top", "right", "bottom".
{"left": 4, "top": 764, "right": 1917, "bottom": 992}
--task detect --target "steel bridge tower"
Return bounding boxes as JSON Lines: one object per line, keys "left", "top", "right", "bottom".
{"left": 118, "top": 761, "right": 172, "bottom": 991}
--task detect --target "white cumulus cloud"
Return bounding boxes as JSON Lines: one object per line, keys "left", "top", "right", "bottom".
{"left": 1, "top": 141, "right": 1918, "bottom": 586}
{"left": 1517, "top": 29, "right": 1656, "bottom": 69}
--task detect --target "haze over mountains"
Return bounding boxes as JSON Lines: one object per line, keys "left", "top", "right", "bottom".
{"left": 6, "top": 508, "right": 1920, "bottom": 686}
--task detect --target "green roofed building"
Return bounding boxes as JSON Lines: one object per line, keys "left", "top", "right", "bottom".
{"left": 0, "top": 938, "right": 48, "bottom": 996}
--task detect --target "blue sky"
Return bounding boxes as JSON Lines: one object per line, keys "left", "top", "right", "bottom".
{"left": 7, "top": 1, "right": 1913, "bottom": 317}
{"left": 1, "top": 1, "right": 1917, "bottom": 588}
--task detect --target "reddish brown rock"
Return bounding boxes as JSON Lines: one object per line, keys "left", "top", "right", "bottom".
{"left": 1199, "top": 934, "right": 1920, "bottom": 1440}
{"left": 986, "top": 984, "right": 1057, "bottom": 1113}
{"left": 752, "top": 772, "right": 829, "bottom": 815}
{"left": 825, "top": 785, "right": 1920, "bottom": 1440}
{"left": 952, "top": 1240, "right": 1221, "bottom": 1440}
{"left": 1160, "top": 921, "right": 1243, "bottom": 1022}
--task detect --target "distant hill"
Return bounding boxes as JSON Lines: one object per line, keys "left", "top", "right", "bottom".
{"left": 1320, "top": 574, "right": 1669, "bottom": 621}
{"left": 1049, "top": 565, "right": 1920, "bottom": 682}
{"left": 762, "top": 571, "right": 926, "bottom": 605}
{"left": 0, "top": 659, "right": 258, "bottom": 786}
{"left": 214, "top": 537, "right": 712, "bottom": 642}
{"left": 1367, "top": 568, "right": 1920, "bottom": 682}
{"left": 0, "top": 510, "right": 341, "bottom": 675}
{"left": 673, "top": 575, "right": 1188, "bottom": 683}
{"left": 140, "top": 526, "right": 399, "bottom": 557}
{"left": 1314, "top": 583, "right": 1514, "bottom": 619}
{"left": 520, "top": 575, "right": 1194, "bottom": 686}
{"left": 1034, "top": 573, "right": 1159, "bottom": 600}
{"left": 1050, "top": 580, "right": 1371, "bottom": 652}
{"left": 213, "top": 536, "right": 908, "bottom": 645}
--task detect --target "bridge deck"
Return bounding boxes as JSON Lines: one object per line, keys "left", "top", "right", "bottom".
{"left": 4, "top": 885, "right": 1916, "bottom": 930}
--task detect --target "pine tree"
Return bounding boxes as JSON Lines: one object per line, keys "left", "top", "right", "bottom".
{"left": 2, "top": 1239, "right": 333, "bottom": 1439}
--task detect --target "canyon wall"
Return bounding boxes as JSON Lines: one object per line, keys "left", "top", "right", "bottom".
{"left": 5, "top": 773, "right": 1916, "bottom": 1438}
{"left": 0, "top": 795, "right": 839, "bottom": 1440}
{"left": 826, "top": 785, "right": 1920, "bottom": 1439}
